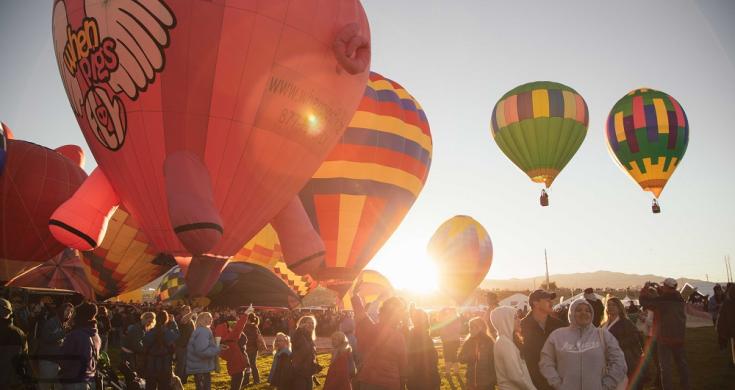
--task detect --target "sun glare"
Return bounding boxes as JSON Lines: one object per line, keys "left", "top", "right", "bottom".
{"left": 380, "top": 256, "right": 439, "bottom": 294}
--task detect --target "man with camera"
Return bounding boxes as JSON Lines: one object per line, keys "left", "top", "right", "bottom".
{"left": 639, "top": 278, "right": 690, "bottom": 390}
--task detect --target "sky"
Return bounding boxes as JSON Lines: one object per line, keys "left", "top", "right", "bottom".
{"left": 1, "top": 1, "right": 734, "bottom": 291}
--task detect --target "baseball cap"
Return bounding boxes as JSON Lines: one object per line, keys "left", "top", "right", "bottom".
{"left": 0, "top": 298, "right": 13, "bottom": 318}
{"left": 663, "top": 278, "right": 678, "bottom": 288}
{"left": 529, "top": 289, "right": 556, "bottom": 303}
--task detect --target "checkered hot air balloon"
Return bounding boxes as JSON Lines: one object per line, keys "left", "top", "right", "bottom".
{"left": 157, "top": 266, "right": 187, "bottom": 302}
{"left": 605, "top": 88, "right": 689, "bottom": 213}
{"left": 285, "top": 71, "right": 433, "bottom": 297}
{"left": 491, "top": 81, "right": 589, "bottom": 206}
{"left": 428, "top": 216, "right": 493, "bottom": 304}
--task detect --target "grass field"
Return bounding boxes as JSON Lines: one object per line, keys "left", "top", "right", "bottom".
{"left": 126, "top": 327, "right": 732, "bottom": 389}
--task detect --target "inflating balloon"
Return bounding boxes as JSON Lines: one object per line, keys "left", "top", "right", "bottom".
{"left": 491, "top": 81, "right": 589, "bottom": 206}
{"left": 156, "top": 267, "right": 187, "bottom": 302}
{"left": 7, "top": 249, "right": 96, "bottom": 300}
{"left": 428, "top": 216, "right": 493, "bottom": 304}
{"left": 50, "top": 0, "right": 371, "bottom": 295}
{"left": 1, "top": 131, "right": 87, "bottom": 282}
{"left": 341, "top": 269, "right": 393, "bottom": 310}
{"left": 278, "top": 71, "right": 432, "bottom": 296}
{"left": 605, "top": 88, "right": 689, "bottom": 213}
{"left": 0, "top": 122, "right": 10, "bottom": 175}
{"left": 79, "top": 207, "right": 174, "bottom": 300}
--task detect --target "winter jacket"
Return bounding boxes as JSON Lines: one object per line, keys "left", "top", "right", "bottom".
{"left": 291, "top": 327, "right": 319, "bottom": 380}
{"left": 324, "top": 348, "right": 356, "bottom": 390}
{"left": 37, "top": 315, "right": 66, "bottom": 357}
{"left": 459, "top": 332, "right": 497, "bottom": 388}
{"left": 216, "top": 314, "right": 250, "bottom": 375}
{"left": 0, "top": 316, "right": 29, "bottom": 388}
{"left": 639, "top": 290, "right": 686, "bottom": 346}
{"left": 406, "top": 329, "right": 440, "bottom": 390}
{"left": 176, "top": 317, "right": 195, "bottom": 349}
{"left": 520, "top": 311, "right": 565, "bottom": 390}
{"left": 58, "top": 321, "right": 102, "bottom": 384}
{"left": 186, "top": 326, "right": 221, "bottom": 374}
{"left": 586, "top": 297, "right": 605, "bottom": 328}
{"left": 605, "top": 317, "right": 642, "bottom": 381}
{"left": 269, "top": 348, "right": 293, "bottom": 388}
{"left": 244, "top": 322, "right": 262, "bottom": 352}
{"left": 122, "top": 322, "right": 146, "bottom": 354}
{"left": 490, "top": 306, "right": 536, "bottom": 390}
{"left": 717, "top": 289, "right": 735, "bottom": 348}
{"left": 539, "top": 299, "right": 627, "bottom": 390}
{"left": 141, "top": 322, "right": 179, "bottom": 377}
{"left": 351, "top": 295, "right": 407, "bottom": 390}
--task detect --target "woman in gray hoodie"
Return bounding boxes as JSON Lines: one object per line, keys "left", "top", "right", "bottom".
{"left": 539, "top": 299, "right": 627, "bottom": 390}
{"left": 490, "top": 306, "right": 536, "bottom": 390}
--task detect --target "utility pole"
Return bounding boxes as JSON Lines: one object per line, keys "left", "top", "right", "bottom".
{"left": 545, "top": 249, "right": 551, "bottom": 291}
{"left": 706, "top": 274, "right": 709, "bottom": 282}
{"left": 726, "top": 255, "right": 733, "bottom": 284}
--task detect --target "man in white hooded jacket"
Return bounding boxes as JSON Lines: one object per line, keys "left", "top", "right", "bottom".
{"left": 490, "top": 306, "right": 537, "bottom": 390}
{"left": 539, "top": 299, "right": 627, "bottom": 390}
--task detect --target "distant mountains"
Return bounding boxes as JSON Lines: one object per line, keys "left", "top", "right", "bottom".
{"left": 481, "top": 270, "right": 723, "bottom": 294}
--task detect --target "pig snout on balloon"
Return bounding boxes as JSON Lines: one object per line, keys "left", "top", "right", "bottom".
{"left": 178, "top": 255, "right": 229, "bottom": 297}
{"left": 270, "top": 197, "right": 326, "bottom": 276}
{"left": 165, "top": 152, "right": 223, "bottom": 255}
{"left": 333, "top": 23, "right": 370, "bottom": 75}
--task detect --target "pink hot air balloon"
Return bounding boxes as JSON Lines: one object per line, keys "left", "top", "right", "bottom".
{"left": 49, "top": 0, "right": 371, "bottom": 295}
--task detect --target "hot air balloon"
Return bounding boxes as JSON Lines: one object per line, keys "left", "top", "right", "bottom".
{"left": 7, "top": 249, "right": 96, "bottom": 300}
{"left": 157, "top": 267, "right": 188, "bottom": 302}
{"left": 1, "top": 131, "right": 87, "bottom": 281}
{"left": 341, "top": 269, "right": 393, "bottom": 310}
{"left": 277, "top": 71, "right": 432, "bottom": 297}
{"left": 49, "top": 0, "right": 371, "bottom": 295}
{"left": 605, "top": 88, "right": 689, "bottom": 213}
{"left": 79, "top": 207, "right": 174, "bottom": 300}
{"left": 491, "top": 81, "right": 589, "bottom": 206}
{"left": 0, "top": 122, "right": 10, "bottom": 174}
{"left": 428, "top": 216, "right": 493, "bottom": 304}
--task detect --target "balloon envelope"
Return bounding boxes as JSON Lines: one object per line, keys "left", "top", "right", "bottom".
{"left": 428, "top": 216, "right": 493, "bottom": 303}
{"left": 341, "top": 269, "right": 393, "bottom": 309}
{"left": 491, "top": 81, "right": 588, "bottom": 188}
{"left": 605, "top": 88, "right": 689, "bottom": 198}
{"left": 7, "top": 249, "right": 95, "bottom": 300}
{"left": 295, "top": 71, "right": 432, "bottom": 294}
{"left": 51, "top": 0, "right": 371, "bottom": 295}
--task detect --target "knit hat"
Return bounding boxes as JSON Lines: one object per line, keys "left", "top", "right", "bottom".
{"left": 75, "top": 302, "right": 98, "bottom": 322}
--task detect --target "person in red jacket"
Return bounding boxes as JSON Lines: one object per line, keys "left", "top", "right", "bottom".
{"left": 213, "top": 307, "right": 251, "bottom": 390}
{"left": 351, "top": 287, "right": 408, "bottom": 390}
{"left": 324, "top": 331, "right": 356, "bottom": 390}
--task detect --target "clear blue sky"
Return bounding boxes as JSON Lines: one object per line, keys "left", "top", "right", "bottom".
{"left": 2, "top": 1, "right": 734, "bottom": 290}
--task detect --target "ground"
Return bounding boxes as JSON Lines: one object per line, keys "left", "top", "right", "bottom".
{"left": 111, "top": 327, "right": 733, "bottom": 389}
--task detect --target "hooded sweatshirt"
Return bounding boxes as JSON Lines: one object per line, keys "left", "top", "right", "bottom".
{"left": 59, "top": 320, "right": 102, "bottom": 383}
{"left": 539, "top": 299, "right": 626, "bottom": 390}
{"left": 490, "top": 306, "right": 537, "bottom": 390}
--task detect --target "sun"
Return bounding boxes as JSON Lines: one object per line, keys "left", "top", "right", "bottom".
{"left": 379, "top": 256, "right": 440, "bottom": 294}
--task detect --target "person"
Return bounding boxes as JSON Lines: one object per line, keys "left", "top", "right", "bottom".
{"left": 351, "top": 291, "right": 408, "bottom": 390}
{"left": 489, "top": 306, "right": 536, "bottom": 390}
{"left": 339, "top": 313, "right": 358, "bottom": 362}
{"left": 405, "top": 308, "right": 440, "bottom": 390}
{"left": 174, "top": 306, "right": 195, "bottom": 385}
{"left": 243, "top": 313, "right": 265, "bottom": 386}
{"left": 122, "top": 311, "right": 156, "bottom": 375}
{"left": 458, "top": 317, "right": 497, "bottom": 390}
{"left": 438, "top": 307, "right": 462, "bottom": 377}
{"left": 709, "top": 284, "right": 725, "bottom": 326}
{"left": 291, "top": 315, "right": 321, "bottom": 390}
{"left": 58, "top": 302, "right": 102, "bottom": 390}
{"left": 584, "top": 288, "right": 605, "bottom": 327}
{"left": 187, "top": 312, "right": 224, "bottom": 390}
{"left": 539, "top": 299, "right": 627, "bottom": 390}
{"left": 716, "top": 283, "right": 735, "bottom": 366}
{"left": 268, "top": 332, "right": 293, "bottom": 389}
{"left": 520, "top": 289, "right": 564, "bottom": 390}
{"left": 0, "top": 297, "right": 31, "bottom": 389}
{"left": 324, "top": 331, "right": 356, "bottom": 390}
{"left": 142, "top": 310, "right": 179, "bottom": 390}
{"left": 603, "top": 297, "right": 644, "bottom": 389}
{"left": 216, "top": 307, "right": 251, "bottom": 390}
{"left": 37, "top": 302, "right": 73, "bottom": 390}
{"left": 485, "top": 292, "right": 500, "bottom": 338}
{"left": 639, "top": 278, "right": 690, "bottom": 390}
{"left": 96, "top": 306, "right": 111, "bottom": 354}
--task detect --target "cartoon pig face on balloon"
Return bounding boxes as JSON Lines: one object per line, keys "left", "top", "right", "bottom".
{"left": 50, "top": 0, "right": 371, "bottom": 295}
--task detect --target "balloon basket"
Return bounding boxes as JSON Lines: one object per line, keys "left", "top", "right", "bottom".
{"left": 652, "top": 199, "right": 661, "bottom": 214}
{"left": 540, "top": 190, "right": 549, "bottom": 207}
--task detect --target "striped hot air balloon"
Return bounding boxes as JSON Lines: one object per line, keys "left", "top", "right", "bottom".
{"left": 605, "top": 88, "right": 689, "bottom": 213}
{"left": 294, "top": 71, "right": 433, "bottom": 296}
{"left": 80, "top": 207, "right": 174, "bottom": 300}
{"left": 341, "top": 269, "right": 393, "bottom": 310}
{"left": 428, "top": 216, "right": 493, "bottom": 304}
{"left": 491, "top": 81, "right": 589, "bottom": 206}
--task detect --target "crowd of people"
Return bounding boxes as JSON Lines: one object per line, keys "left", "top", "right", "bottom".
{"left": 0, "top": 277, "right": 734, "bottom": 389}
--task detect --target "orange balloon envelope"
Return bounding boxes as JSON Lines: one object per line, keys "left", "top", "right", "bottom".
{"left": 341, "top": 269, "right": 393, "bottom": 309}
{"left": 79, "top": 207, "right": 174, "bottom": 300}
{"left": 278, "top": 72, "right": 432, "bottom": 296}
{"left": 427, "top": 216, "right": 493, "bottom": 304}
{"left": 1, "top": 137, "right": 87, "bottom": 281}
{"left": 50, "top": 0, "right": 371, "bottom": 295}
